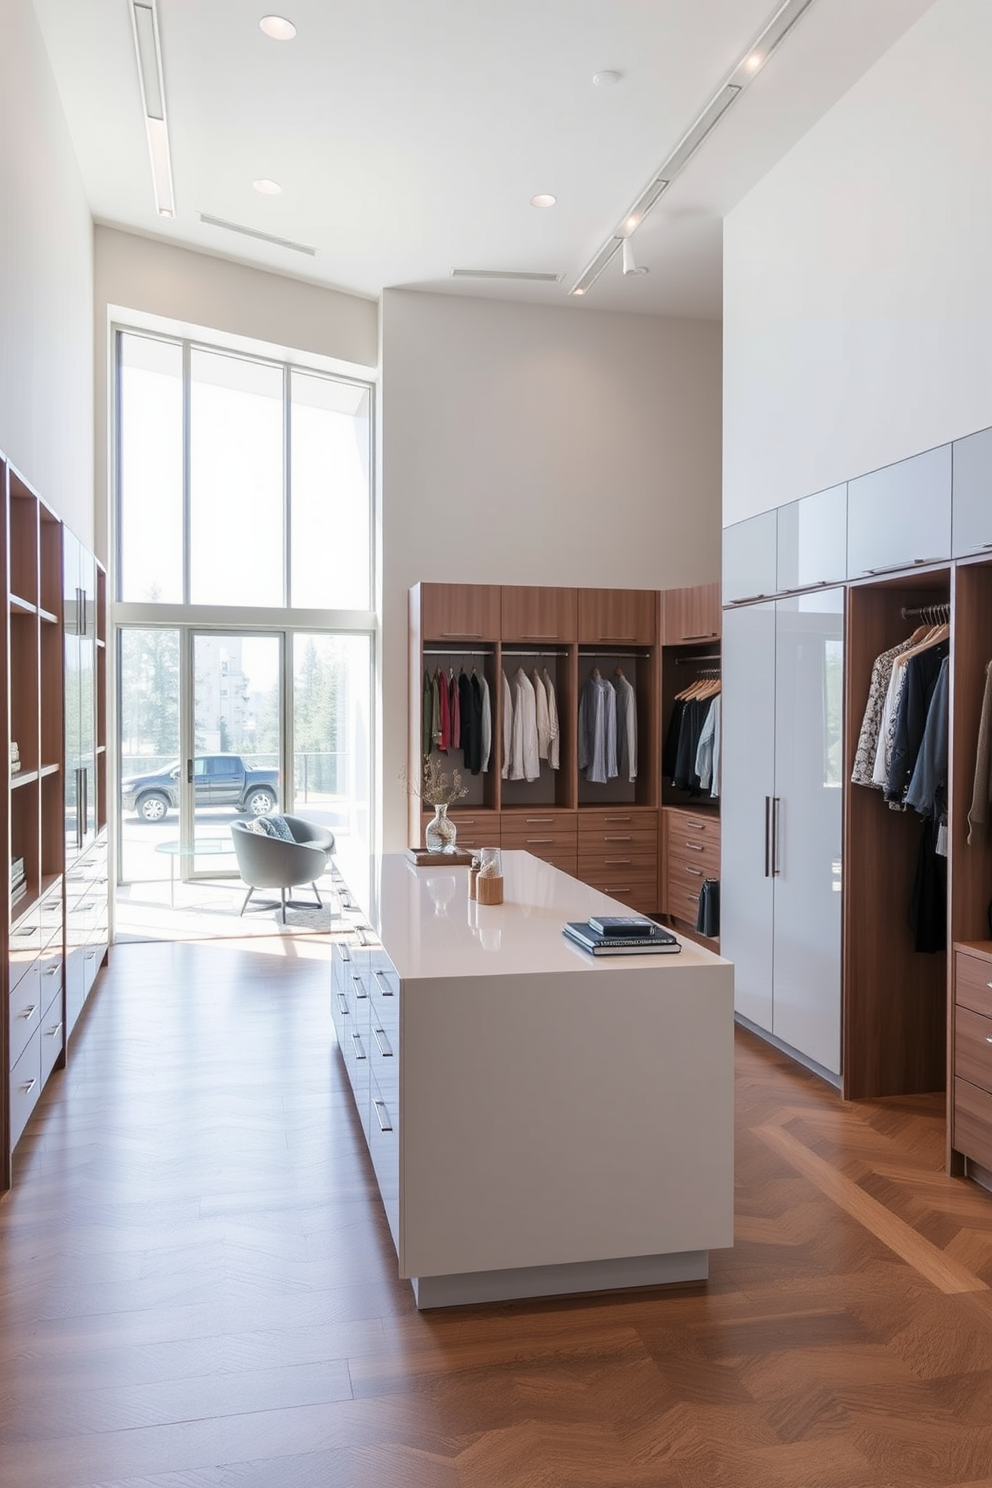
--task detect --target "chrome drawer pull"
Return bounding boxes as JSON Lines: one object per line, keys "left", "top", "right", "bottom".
{"left": 373, "top": 970, "right": 394, "bottom": 997}
{"left": 45, "top": 965, "right": 59, "bottom": 976}
{"left": 527, "top": 838, "right": 554, "bottom": 844}
{"left": 19, "top": 1078, "right": 37, "bottom": 1095}
{"left": 604, "top": 815, "right": 632, "bottom": 823}
{"left": 45, "top": 1021, "right": 63, "bottom": 1038}
{"left": 687, "top": 821, "right": 706, "bottom": 830}
{"left": 373, "top": 1026, "right": 393, "bottom": 1058}
{"left": 604, "top": 835, "right": 632, "bottom": 842}
{"left": 339, "top": 949, "right": 350, "bottom": 962}
{"left": 987, "top": 981, "right": 992, "bottom": 990}
{"left": 685, "top": 842, "right": 704, "bottom": 852}
{"left": 18, "top": 1004, "right": 38, "bottom": 1019}
{"left": 986, "top": 1037, "right": 992, "bottom": 1046}
{"left": 605, "top": 858, "right": 632, "bottom": 865}
{"left": 525, "top": 817, "right": 555, "bottom": 824}
{"left": 684, "top": 867, "right": 703, "bottom": 877}
{"left": 374, "top": 1098, "right": 393, "bottom": 1132}
{"left": 352, "top": 1032, "right": 366, "bottom": 1060}
{"left": 336, "top": 992, "right": 349, "bottom": 1016}
{"left": 352, "top": 974, "right": 367, "bottom": 999}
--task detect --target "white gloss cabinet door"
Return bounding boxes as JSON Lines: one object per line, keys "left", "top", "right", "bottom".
{"left": 770, "top": 591, "right": 844, "bottom": 1075}
{"left": 721, "top": 602, "right": 776, "bottom": 1034}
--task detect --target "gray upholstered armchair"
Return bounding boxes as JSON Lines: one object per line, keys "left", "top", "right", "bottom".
{"left": 230, "top": 815, "right": 335, "bottom": 923}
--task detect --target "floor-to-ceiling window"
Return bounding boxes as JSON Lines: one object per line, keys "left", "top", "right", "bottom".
{"left": 114, "top": 327, "right": 375, "bottom": 937}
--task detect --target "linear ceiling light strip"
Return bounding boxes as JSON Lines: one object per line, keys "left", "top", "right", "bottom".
{"left": 569, "top": 0, "right": 818, "bottom": 296}
{"left": 130, "top": 0, "right": 175, "bottom": 217}
{"left": 198, "top": 213, "right": 318, "bottom": 256}
{"left": 571, "top": 237, "right": 624, "bottom": 297}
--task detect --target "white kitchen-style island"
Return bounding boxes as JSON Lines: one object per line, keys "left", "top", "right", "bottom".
{"left": 329, "top": 850, "right": 734, "bottom": 1309}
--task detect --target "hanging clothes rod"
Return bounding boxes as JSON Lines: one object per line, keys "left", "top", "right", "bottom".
{"left": 673, "top": 654, "right": 721, "bottom": 665}
{"left": 501, "top": 647, "right": 570, "bottom": 657}
{"left": 900, "top": 602, "right": 950, "bottom": 622}
{"left": 422, "top": 647, "right": 492, "bottom": 657}
{"left": 581, "top": 650, "right": 651, "bottom": 660}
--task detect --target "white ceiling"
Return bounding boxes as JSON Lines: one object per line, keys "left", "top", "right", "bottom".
{"left": 34, "top": 0, "right": 936, "bottom": 319}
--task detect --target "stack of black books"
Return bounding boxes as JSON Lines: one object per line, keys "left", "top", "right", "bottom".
{"left": 563, "top": 915, "right": 680, "bottom": 956}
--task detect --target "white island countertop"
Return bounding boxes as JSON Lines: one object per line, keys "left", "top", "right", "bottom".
{"left": 344, "top": 849, "right": 727, "bottom": 982}
{"left": 330, "top": 850, "right": 735, "bottom": 1309}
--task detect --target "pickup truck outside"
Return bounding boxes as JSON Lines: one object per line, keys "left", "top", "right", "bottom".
{"left": 121, "top": 754, "right": 280, "bottom": 822}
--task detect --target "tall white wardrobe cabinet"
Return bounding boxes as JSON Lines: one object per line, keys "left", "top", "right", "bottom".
{"left": 722, "top": 588, "right": 845, "bottom": 1078}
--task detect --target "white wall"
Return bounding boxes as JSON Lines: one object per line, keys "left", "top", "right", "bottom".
{"left": 93, "top": 227, "right": 379, "bottom": 564}
{"left": 723, "top": 0, "right": 992, "bottom": 525}
{"left": 380, "top": 287, "right": 722, "bottom": 849}
{"left": 0, "top": 0, "right": 93, "bottom": 540}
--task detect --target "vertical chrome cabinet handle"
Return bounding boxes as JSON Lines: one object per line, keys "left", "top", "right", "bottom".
{"left": 336, "top": 992, "right": 349, "bottom": 1016}
{"left": 764, "top": 796, "right": 772, "bottom": 877}
{"left": 351, "top": 1032, "right": 367, "bottom": 1060}
{"left": 772, "top": 797, "right": 781, "bottom": 877}
{"left": 373, "top": 1099, "right": 393, "bottom": 1132}
{"left": 372, "top": 1026, "right": 393, "bottom": 1058}
{"left": 372, "top": 969, "right": 394, "bottom": 997}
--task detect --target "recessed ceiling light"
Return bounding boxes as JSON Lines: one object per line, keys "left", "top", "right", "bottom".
{"left": 592, "top": 70, "right": 621, "bottom": 88}
{"left": 253, "top": 178, "right": 282, "bottom": 195}
{"left": 530, "top": 194, "right": 556, "bottom": 209}
{"left": 259, "top": 15, "right": 296, "bottom": 40}
{"left": 745, "top": 52, "right": 762, "bottom": 71}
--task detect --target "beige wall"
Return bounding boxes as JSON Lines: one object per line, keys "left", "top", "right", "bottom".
{"left": 379, "top": 287, "right": 722, "bottom": 848}
{"left": 0, "top": 0, "right": 93, "bottom": 540}
{"left": 724, "top": 0, "right": 992, "bottom": 525}
{"left": 93, "top": 226, "right": 379, "bottom": 565}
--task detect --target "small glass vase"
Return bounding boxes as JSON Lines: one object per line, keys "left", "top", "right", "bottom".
{"left": 425, "top": 802, "right": 457, "bottom": 854}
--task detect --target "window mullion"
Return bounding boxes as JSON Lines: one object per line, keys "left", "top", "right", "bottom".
{"left": 182, "top": 338, "right": 192, "bottom": 605}
{"left": 283, "top": 363, "right": 292, "bottom": 609}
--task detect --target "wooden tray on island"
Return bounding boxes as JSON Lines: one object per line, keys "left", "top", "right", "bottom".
{"left": 406, "top": 848, "right": 476, "bottom": 868}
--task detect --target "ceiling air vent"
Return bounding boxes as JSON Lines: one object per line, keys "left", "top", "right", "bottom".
{"left": 451, "top": 268, "right": 563, "bottom": 283}
{"left": 198, "top": 212, "right": 317, "bottom": 256}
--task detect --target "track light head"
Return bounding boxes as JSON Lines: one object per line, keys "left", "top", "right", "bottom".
{"left": 622, "top": 238, "right": 649, "bottom": 277}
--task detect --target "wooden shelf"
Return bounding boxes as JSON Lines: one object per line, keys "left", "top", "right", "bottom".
{"left": 9, "top": 593, "right": 36, "bottom": 615}
{"left": 39, "top": 607, "right": 57, "bottom": 625}
{"left": 10, "top": 769, "right": 39, "bottom": 788}
{"left": 39, "top": 763, "right": 60, "bottom": 778}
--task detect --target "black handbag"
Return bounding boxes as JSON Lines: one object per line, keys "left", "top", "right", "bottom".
{"left": 695, "top": 879, "right": 720, "bottom": 938}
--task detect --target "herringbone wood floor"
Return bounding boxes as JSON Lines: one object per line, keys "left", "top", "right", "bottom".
{"left": 4, "top": 940, "right": 992, "bottom": 1487}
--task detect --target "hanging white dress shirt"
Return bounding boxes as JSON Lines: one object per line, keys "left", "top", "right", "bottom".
{"left": 614, "top": 671, "right": 637, "bottom": 783}
{"left": 532, "top": 668, "right": 551, "bottom": 760}
{"left": 510, "top": 668, "right": 540, "bottom": 781}
{"left": 501, "top": 672, "right": 513, "bottom": 780}
{"left": 542, "top": 667, "right": 560, "bottom": 771}
{"left": 479, "top": 674, "right": 492, "bottom": 772}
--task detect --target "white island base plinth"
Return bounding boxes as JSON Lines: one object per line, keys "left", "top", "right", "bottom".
{"left": 330, "top": 851, "right": 734, "bottom": 1309}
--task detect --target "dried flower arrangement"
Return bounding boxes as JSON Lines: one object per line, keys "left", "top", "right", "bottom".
{"left": 400, "top": 756, "right": 469, "bottom": 807}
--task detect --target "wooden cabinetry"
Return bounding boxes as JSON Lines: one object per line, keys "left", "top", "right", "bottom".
{"left": 419, "top": 583, "right": 500, "bottom": 644}
{"left": 577, "top": 588, "right": 656, "bottom": 645}
{"left": 501, "top": 586, "right": 576, "bottom": 643}
{"left": 952, "top": 945, "right": 992, "bottom": 1174}
{"left": 663, "top": 807, "right": 721, "bottom": 935}
{"left": 1, "top": 452, "right": 108, "bottom": 1190}
{"left": 661, "top": 583, "right": 720, "bottom": 645}
{"left": 4, "top": 461, "right": 65, "bottom": 1185}
{"left": 410, "top": 582, "right": 664, "bottom": 907}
